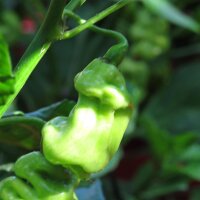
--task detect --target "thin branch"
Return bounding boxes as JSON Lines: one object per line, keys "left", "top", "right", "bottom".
{"left": 60, "top": 0, "right": 136, "bottom": 39}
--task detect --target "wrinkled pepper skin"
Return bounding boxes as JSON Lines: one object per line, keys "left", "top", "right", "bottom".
{"left": 0, "top": 152, "right": 78, "bottom": 200}
{"left": 42, "top": 58, "right": 132, "bottom": 177}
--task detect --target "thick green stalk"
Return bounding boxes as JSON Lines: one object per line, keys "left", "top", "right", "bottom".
{"left": 0, "top": 0, "right": 82, "bottom": 118}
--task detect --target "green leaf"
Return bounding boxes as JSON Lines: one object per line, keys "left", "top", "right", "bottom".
{"left": 0, "top": 34, "right": 14, "bottom": 106}
{"left": 143, "top": 0, "right": 200, "bottom": 33}
{"left": 0, "top": 100, "right": 75, "bottom": 150}
{"left": 190, "top": 187, "right": 200, "bottom": 200}
{"left": 141, "top": 180, "right": 188, "bottom": 199}
{"left": 170, "top": 145, "right": 200, "bottom": 180}
{"left": 0, "top": 35, "right": 12, "bottom": 76}
{"left": 26, "top": 99, "right": 75, "bottom": 120}
{"left": 0, "top": 115, "right": 44, "bottom": 150}
{"left": 140, "top": 116, "right": 172, "bottom": 160}
{"left": 173, "top": 132, "right": 198, "bottom": 154}
{"left": 131, "top": 162, "right": 154, "bottom": 193}
{"left": 143, "top": 63, "right": 200, "bottom": 134}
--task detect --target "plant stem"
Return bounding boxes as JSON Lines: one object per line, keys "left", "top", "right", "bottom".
{"left": 61, "top": 0, "right": 136, "bottom": 39}
{"left": 64, "top": 10, "right": 128, "bottom": 65}
{"left": 0, "top": 0, "right": 82, "bottom": 118}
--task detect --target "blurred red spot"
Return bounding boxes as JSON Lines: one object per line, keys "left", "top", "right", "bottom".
{"left": 22, "top": 18, "right": 36, "bottom": 34}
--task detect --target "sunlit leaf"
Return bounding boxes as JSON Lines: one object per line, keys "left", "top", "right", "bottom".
{"left": 0, "top": 34, "right": 14, "bottom": 106}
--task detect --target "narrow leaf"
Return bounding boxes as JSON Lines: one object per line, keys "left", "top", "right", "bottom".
{"left": 141, "top": 181, "right": 188, "bottom": 199}
{"left": 143, "top": 0, "right": 200, "bottom": 33}
{"left": 26, "top": 99, "right": 75, "bottom": 120}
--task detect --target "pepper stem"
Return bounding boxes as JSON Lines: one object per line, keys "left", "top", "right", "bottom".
{"left": 63, "top": 10, "right": 128, "bottom": 65}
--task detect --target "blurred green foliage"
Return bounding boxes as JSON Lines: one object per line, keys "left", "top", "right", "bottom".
{"left": 0, "top": 0, "right": 200, "bottom": 199}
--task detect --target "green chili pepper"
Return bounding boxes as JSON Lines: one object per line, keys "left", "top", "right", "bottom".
{"left": 0, "top": 152, "right": 78, "bottom": 200}
{"left": 42, "top": 57, "right": 132, "bottom": 178}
